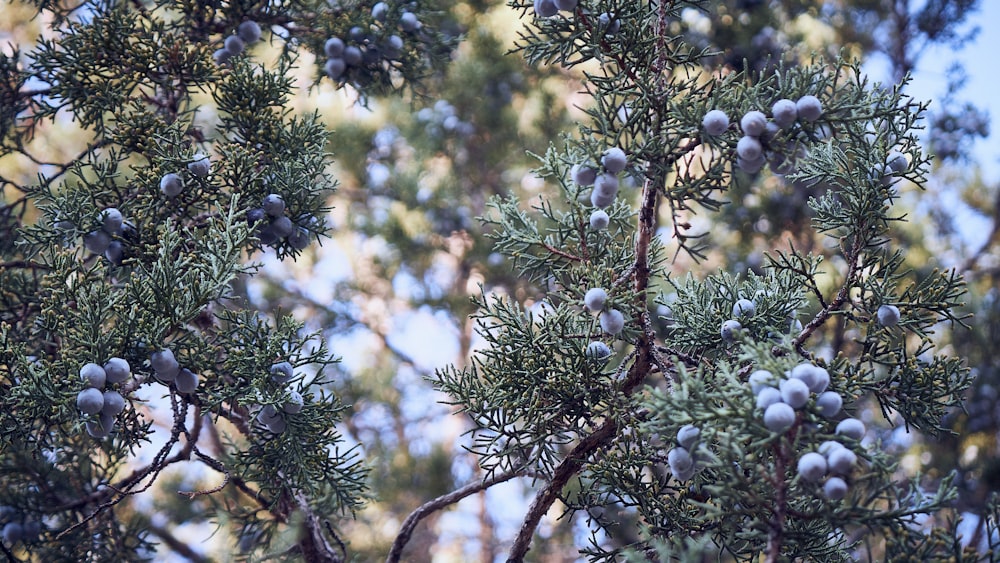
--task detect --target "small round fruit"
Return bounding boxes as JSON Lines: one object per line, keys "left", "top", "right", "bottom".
{"left": 283, "top": 390, "right": 305, "bottom": 414}
{"left": 84, "top": 231, "right": 111, "bottom": 254}
{"left": 288, "top": 228, "right": 311, "bottom": 250}
{"left": 585, "top": 341, "right": 612, "bottom": 360}
{"left": 247, "top": 207, "right": 266, "bottom": 229}
{"left": 763, "top": 402, "right": 796, "bottom": 433}
{"left": 324, "top": 37, "right": 345, "bottom": 58}
{"left": 599, "top": 13, "right": 620, "bottom": 35}
{"left": 702, "top": 110, "right": 729, "bottom": 136}
{"left": 384, "top": 35, "right": 404, "bottom": 59}
{"left": 835, "top": 418, "right": 865, "bottom": 440}
{"left": 325, "top": 57, "right": 346, "bottom": 79}
{"left": 238, "top": 20, "right": 262, "bottom": 43}
{"left": 371, "top": 2, "right": 389, "bottom": 21}
{"left": 266, "top": 416, "right": 287, "bottom": 434}
{"left": 188, "top": 153, "right": 211, "bottom": 177}
{"left": 224, "top": 35, "right": 245, "bottom": 55}
{"left": 877, "top": 304, "right": 900, "bottom": 327}
{"left": 257, "top": 404, "right": 282, "bottom": 425}
{"left": 816, "top": 391, "right": 843, "bottom": 418}
{"left": 343, "top": 46, "right": 363, "bottom": 66}
{"left": 740, "top": 110, "right": 767, "bottom": 137}
{"left": 779, "top": 378, "right": 810, "bottom": 409}
{"left": 600, "top": 309, "right": 626, "bottom": 335}
{"left": 400, "top": 12, "right": 421, "bottom": 32}
{"left": 160, "top": 173, "right": 183, "bottom": 197}
{"left": 796, "top": 95, "right": 823, "bottom": 122}
{"left": 827, "top": 447, "right": 858, "bottom": 475}
{"left": 756, "top": 386, "right": 782, "bottom": 410}
{"left": 590, "top": 177, "right": 618, "bottom": 208}
{"left": 2, "top": 522, "right": 24, "bottom": 544}
{"left": 175, "top": 368, "right": 199, "bottom": 393}
{"left": 748, "top": 369, "right": 775, "bottom": 394}
{"left": 667, "top": 446, "right": 694, "bottom": 473}
{"left": 572, "top": 164, "right": 597, "bottom": 186}
{"left": 213, "top": 48, "right": 233, "bottom": 65}
{"left": 584, "top": 287, "right": 608, "bottom": 312}
{"left": 677, "top": 424, "right": 700, "bottom": 449}
{"left": 101, "top": 390, "right": 126, "bottom": 416}
{"left": 554, "top": 0, "right": 578, "bottom": 10}
{"left": 886, "top": 151, "right": 908, "bottom": 174}
{"left": 262, "top": 193, "right": 285, "bottom": 217}
{"left": 257, "top": 225, "right": 280, "bottom": 246}
{"left": 80, "top": 363, "right": 107, "bottom": 388}
{"left": 270, "top": 216, "right": 295, "bottom": 238}
{"left": 590, "top": 210, "right": 610, "bottom": 230}
{"left": 797, "top": 452, "right": 828, "bottom": 482}
{"left": 77, "top": 388, "right": 104, "bottom": 415}
{"left": 104, "top": 357, "right": 131, "bottom": 383}
{"left": 720, "top": 319, "right": 742, "bottom": 342}
{"left": 601, "top": 147, "right": 627, "bottom": 174}
{"left": 270, "top": 361, "right": 294, "bottom": 384}
{"left": 771, "top": 99, "right": 798, "bottom": 128}
{"left": 151, "top": 349, "right": 179, "bottom": 381}
{"left": 819, "top": 440, "right": 844, "bottom": 457}
{"left": 99, "top": 208, "right": 123, "bottom": 234}
{"left": 736, "top": 135, "right": 763, "bottom": 162}
{"left": 823, "top": 476, "right": 848, "bottom": 500}
{"left": 732, "top": 298, "right": 755, "bottom": 318}
{"left": 790, "top": 363, "right": 829, "bottom": 394}
{"left": 105, "top": 241, "right": 124, "bottom": 265}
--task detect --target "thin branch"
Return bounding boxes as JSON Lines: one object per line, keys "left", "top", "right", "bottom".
{"left": 387, "top": 467, "right": 526, "bottom": 563}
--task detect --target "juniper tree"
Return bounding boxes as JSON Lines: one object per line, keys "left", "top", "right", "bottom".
{"left": 0, "top": 1, "right": 458, "bottom": 561}
{"left": 412, "top": 1, "right": 990, "bottom": 560}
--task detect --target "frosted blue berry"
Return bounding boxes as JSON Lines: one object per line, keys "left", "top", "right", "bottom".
{"left": 262, "top": 193, "right": 285, "bottom": 217}
{"left": 702, "top": 109, "right": 729, "bottom": 136}
{"left": 720, "top": 319, "right": 742, "bottom": 342}
{"left": 176, "top": 368, "right": 199, "bottom": 393}
{"left": 740, "top": 110, "right": 767, "bottom": 137}
{"left": 677, "top": 424, "right": 700, "bottom": 449}
{"left": 188, "top": 153, "right": 210, "bottom": 177}
{"left": 225, "top": 35, "right": 245, "bottom": 55}
{"left": 160, "top": 173, "right": 183, "bottom": 197}
{"left": 101, "top": 390, "right": 126, "bottom": 416}
{"left": 371, "top": 2, "right": 389, "bottom": 21}
{"left": 400, "top": 12, "right": 421, "bottom": 32}
{"left": 270, "top": 361, "right": 294, "bottom": 384}
{"left": 590, "top": 209, "right": 610, "bottom": 230}
{"left": 585, "top": 341, "right": 612, "bottom": 360}
{"left": 732, "top": 298, "right": 755, "bottom": 317}
{"left": 790, "top": 362, "right": 829, "bottom": 393}
{"left": 667, "top": 447, "right": 694, "bottom": 474}
{"left": 99, "top": 208, "right": 123, "bottom": 234}
{"left": 835, "top": 418, "right": 865, "bottom": 440}
{"left": 325, "top": 58, "right": 346, "bottom": 80}
{"left": 104, "top": 357, "right": 130, "bottom": 383}
{"left": 763, "top": 402, "right": 796, "bottom": 433}
{"left": 600, "top": 308, "right": 625, "bottom": 335}
{"left": 736, "top": 135, "right": 763, "bottom": 161}
{"left": 266, "top": 416, "right": 287, "bottom": 434}
{"left": 84, "top": 231, "right": 111, "bottom": 254}
{"left": 2, "top": 522, "right": 23, "bottom": 544}
{"left": 780, "top": 378, "right": 810, "bottom": 409}
{"left": 816, "top": 391, "right": 843, "bottom": 418}
{"left": 877, "top": 304, "right": 900, "bottom": 327}
{"left": 288, "top": 227, "right": 311, "bottom": 250}
{"left": 797, "top": 452, "right": 827, "bottom": 482}
{"left": 384, "top": 35, "right": 404, "bottom": 59}
{"left": 213, "top": 48, "right": 233, "bottom": 65}
{"left": 601, "top": 147, "right": 627, "bottom": 174}
{"left": 749, "top": 369, "right": 776, "bottom": 394}
{"left": 819, "top": 440, "right": 844, "bottom": 457}
{"left": 886, "top": 151, "right": 908, "bottom": 174}
{"left": 257, "top": 225, "right": 280, "bottom": 246}
{"left": 756, "top": 386, "right": 782, "bottom": 410}
{"left": 151, "top": 348, "right": 179, "bottom": 382}
{"left": 324, "top": 37, "right": 345, "bottom": 58}
{"left": 598, "top": 13, "right": 620, "bottom": 35}
{"left": 771, "top": 99, "right": 797, "bottom": 128}
{"left": 572, "top": 164, "right": 597, "bottom": 186}
{"left": 80, "top": 363, "right": 107, "bottom": 388}
{"left": 796, "top": 95, "right": 823, "bottom": 122}
{"left": 584, "top": 287, "right": 608, "bottom": 312}
{"left": 554, "top": 0, "right": 578, "bottom": 10}
{"left": 827, "top": 447, "right": 857, "bottom": 475}
{"left": 238, "top": 20, "right": 262, "bottom": 43}
{"left": 257, "top": 404, "right": 281, "bottom": 425}
{"left": 283, "top": 390, "right": 304, "bottom": 414}
{"left": 823, "top": 476, "right": 848, "bottom": 500}
{"left": 104, "top": 241, "right": 124, "bottom": 265}
{"left": 343, "top": 46, "right": 363, "bottom": 66}
{"left": 269, "top": 216, "right": 294, "bottom": 238}
{"left": 77, "top": 388, "right": 104, "bottom": 415}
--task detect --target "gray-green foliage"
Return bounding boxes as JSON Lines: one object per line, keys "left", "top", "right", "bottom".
{"left": 0, "top": 0, "right": 457, "bottom": 560}
{"left": 432, "top": 0, "right": 984, "bottom": 560}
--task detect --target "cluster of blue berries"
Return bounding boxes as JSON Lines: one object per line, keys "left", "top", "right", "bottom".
{"left": 584, "top": 286, "right": 626, "bottom": 337}
{"left": 213, "top": 20, "right": 263, "bottom": 65}
{"left": 533, "top": 1, "right": 620, "bottom": 37}
{"left": 247, "top": 193, "right": 310, "bottom": 250}
{"left": 254, "top": 362, "right": 304, "bottom": 435}
{"left": 160, "top": 152, "right": 211, "bottom": 199}
{"left": 75, "top": 358, "right": 131, "bottom": 438}
{"left": 573, "top": 147, "right": 628, "bottom": 228}
{"left": 323, "top": 3, "right": 414, "bottom": 81}
{"left": 702, "top": 95, "right": 824, "bottom": 175}
{"left": 150, "top": 347, "right": 200, "bottom": 394}
{"left": 1, "top": 506, "right": 42, "bottom": 547}
{"left": 82, "top": 207, "right": 128, "bottom": 266}
{"left": 720, "top": 297, "right": 757, "bottom": 342}
{"left": 666, "top": 424, "right": 704, "bottom": 481}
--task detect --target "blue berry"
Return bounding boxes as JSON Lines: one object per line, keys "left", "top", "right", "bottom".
{"left": 584, "top": 287, "right": 608, "bottom": 312}
{"left": 702, "top": 110, "right": 729, "bottom": 136}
